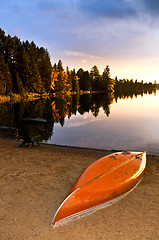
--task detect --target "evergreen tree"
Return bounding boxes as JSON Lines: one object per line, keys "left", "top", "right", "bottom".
{"left": 15, "top": 72, "right": 24, "bottom": 95}
{"left": 5, "top": 63, "right": 12, "bottom": 94}
{"left": 0, "top": 28, "right": 52, "bottom": 94}
{"left": 0, "top": 53, "right": 6, "bottom": 94}
{"left": 0, "top": 28, "right": 6, "bottom": 55}
{"left": 0, "top": 53, "right": 12, "bottom": 95}
{"left": 77, "top": 68, "right": 91, "bottom": 91}
{"left": 9, "top": 36, "right": 22, "bottom": 93}
{"left": 0, "top": 71, "right": 5, "bottom": 95}
{"left": 70, "top": 69, "right": 79, "bottom": 93}
{"left": 29, "top": 57, "right": 42, "bottom": 93}
{"left": 83, "top": 71, "right": 92, "bottom": 91}
{"left": 57, "top": 59, "right": 64, "bottom": 72}
{"left": 18, "top": 46, "right": 32, "bottom": 91}
{"left": 37, "top": 47, "right": 52, "bottom": 92}
{"left": 90, "top": 65, "right": 101, "bottom": 91}
{"left": 102, "top": 65, "right": 114, "bottom": 92}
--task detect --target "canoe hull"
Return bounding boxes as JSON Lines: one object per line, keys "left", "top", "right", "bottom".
{"left": 52, "top": 151, "right": 146, "bottom": 225}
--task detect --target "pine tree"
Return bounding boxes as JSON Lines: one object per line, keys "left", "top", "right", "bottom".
{"left": 5, "top": 63, "right": 12, "bottom": 94}
{"left": 0, "top": 53, "right": 12, "bottom": 95}
{"left": 0, "top": 71, "right": 5, "bottom": 95}
{"left": 0, "top": 28, "right": 6, "bottom": 55}
{"left": 29, "top": 57, "right": 42, "bottom": 93}
{"left": 0, "top": 28, "right": 53, "bottom": 95}
{"left": 77, "top": 68, "right": 92, "bottom": 91}
{"left": 15, "top": 72, "right": 24, "bottom": 95}
{"left": 90, "top": 65, "right": 101, "bottom": 91}
{"left": 83, "top": 71, "right": 92, "bottom": 91}
{"left": 57, "top": 60, "right": 64, "bottom": 72}
{"left": 37, "top": 47, "right": 52, "bottom": 92}
{"left": 18, "top": 46, "right": 32, "bottom": 92}
{"left": 70, "top": 69, "right": 79, "bottom": 93}
{"left": 102, "top": 65, "right": 114, "bottom": 92}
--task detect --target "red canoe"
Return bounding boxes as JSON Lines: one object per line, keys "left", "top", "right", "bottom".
{"left": 52, "top": 151, "right": 146, "bottom": 225}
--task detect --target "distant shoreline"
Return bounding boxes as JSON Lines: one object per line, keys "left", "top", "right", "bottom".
{"left": 0, "top": 87, "right": 158, "bottom": 104}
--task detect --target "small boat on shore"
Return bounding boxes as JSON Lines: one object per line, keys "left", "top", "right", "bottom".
{"left": 52, "top": 151, "right": 146, "bottom": 225}
{"left": 21, "top": 118, "right": 47, "bottom": 124}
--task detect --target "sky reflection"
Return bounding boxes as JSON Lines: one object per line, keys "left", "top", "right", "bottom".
{"left": 48, "top": 91, "right": 159, "bottom": 154}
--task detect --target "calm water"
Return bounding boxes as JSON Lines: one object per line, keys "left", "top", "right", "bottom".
{"left": 48, "top": 91, "right": 159, "bottom": 154}
{"left": 0, "top": 90, "right": 159, "bottom": 154}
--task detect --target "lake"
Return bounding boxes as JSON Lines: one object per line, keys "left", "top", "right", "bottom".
{"left": 48, "top": 91, "right": 159, "bottom": 154}
{"left": 0, "top": 90, "right": 159, "bottom": 154}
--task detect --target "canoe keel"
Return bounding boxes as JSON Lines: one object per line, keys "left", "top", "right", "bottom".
{"left": 52, "top": 151, "right": 146, "bottom": 225}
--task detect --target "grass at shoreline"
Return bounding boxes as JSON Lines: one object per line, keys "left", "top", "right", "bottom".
{"left": 0, "top": 95, "right": 11, "bottom": 103}
{"left": 0, "top": 93, "right": 43, "bottom": 103}
{"left": 0, "top": 87, "right": 158, "bottom": 104}
{"left": 0, "top": 91, "right": 90, "bottom": 103}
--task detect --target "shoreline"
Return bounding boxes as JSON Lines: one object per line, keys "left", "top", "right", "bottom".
{"left": 1, "top": 136, "right": 159, "bottom": 155}
{"left": 42, "top": 141, "right": 159, "bottom": 156}
{"left": 0, "top": 138, "right": 159, "bottom": 240}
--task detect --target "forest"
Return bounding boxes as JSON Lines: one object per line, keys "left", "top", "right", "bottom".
{"left": 0, "top": 28, "right": 157, "bottom": 98}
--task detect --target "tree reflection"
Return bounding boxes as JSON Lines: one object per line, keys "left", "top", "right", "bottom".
{"left": 0, "top": 89, "right": 157, "bottom": 141}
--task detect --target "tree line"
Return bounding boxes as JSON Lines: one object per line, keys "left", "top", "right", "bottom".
{"left": 50, "top": 60, "right": 114, "bottom": 94}
{"left": 0, "top": 28, "right": 157, "bottom": 96}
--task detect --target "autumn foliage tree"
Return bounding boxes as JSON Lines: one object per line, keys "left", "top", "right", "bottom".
{"left": 50, "top": 68, "right": 59, "bottom": 92}
{"left": 50, "top": 60, "right": 72, "bottom": 93}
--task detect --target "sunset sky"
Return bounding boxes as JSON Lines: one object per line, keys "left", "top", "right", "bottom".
{"left": 0, "top": 0, "right": 159, "bottom": 82}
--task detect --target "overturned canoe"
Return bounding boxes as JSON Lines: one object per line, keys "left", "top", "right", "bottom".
{"left": 52, "top": 151, "right": 146, "bottom": 225}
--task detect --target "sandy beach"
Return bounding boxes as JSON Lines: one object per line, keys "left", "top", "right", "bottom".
{"left": 0, "top": 138, "right": 158, "bottom": 240}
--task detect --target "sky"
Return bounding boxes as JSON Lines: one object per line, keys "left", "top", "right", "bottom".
{"left": 0, "top": 0, "right": 159, "bottom": 83}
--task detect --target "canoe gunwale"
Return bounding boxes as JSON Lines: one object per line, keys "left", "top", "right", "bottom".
{"left": 52, "top": 178, "right": 142, "bottom": 225}
{"left": 52, "top": 188, "right": 80, "bottom": 226}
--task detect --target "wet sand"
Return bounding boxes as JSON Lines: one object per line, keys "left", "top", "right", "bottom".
{"left": 0, "top": 138, "right": 159, "bottom": 240}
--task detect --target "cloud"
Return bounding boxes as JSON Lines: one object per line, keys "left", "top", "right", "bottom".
{"left": 76, "top": 0, "right": 138, "bottom": 19}
{"left": 35, "top": 0, "right": 159, "bottom": 33}
{"left": 34, "top": 0, "right": 138, "bottom": 21}
{"left": 37, "top": 0, "right": 76, "bottom": 14}
{"left": 75, "top": 0, "right": 159, "bottom": 21}
{"left": 142, "top": 0, "right": 159, "bottom": 16}
{"left": 64, "top": 50, "right": 101, "bottom": 59}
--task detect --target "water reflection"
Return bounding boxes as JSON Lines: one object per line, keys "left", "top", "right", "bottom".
{"left": 0, "top": 89, "right": 158, "bottom": 154}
